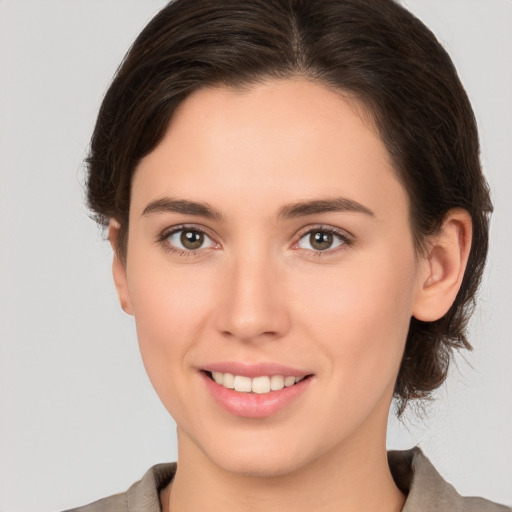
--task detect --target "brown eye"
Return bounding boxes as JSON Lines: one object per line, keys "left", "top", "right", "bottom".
{"left": 297, "top": 229, "right": 346, "bottom": 252}
{"left": 180, "top": 230, "right": 204, "bottom": 250}
{"left": 310, "top": 231, "right": 333, "bottom": 250}
{"left": 165, "top": 227, "right": 216, "bottom": 253}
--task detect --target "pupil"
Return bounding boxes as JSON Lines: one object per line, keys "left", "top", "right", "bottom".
{"left": 311, "top": 231, "right": 333, "bottom": 250}
{"left": 181, "top": 230, "right": 204, "bottom": 250}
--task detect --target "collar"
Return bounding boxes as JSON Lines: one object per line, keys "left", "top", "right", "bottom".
{"left": 122, "top": 447, "right": 507, "bottom": 512}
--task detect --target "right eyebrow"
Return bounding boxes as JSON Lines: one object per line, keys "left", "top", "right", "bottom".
{"left": 141, "top": 198, "right": 225, "bottom": 221}
{"left": 278, "top": 197, "right": 374, "bottom": 219}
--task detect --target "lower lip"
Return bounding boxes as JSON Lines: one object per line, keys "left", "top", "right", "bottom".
{"left": 201, "top": 372, "right": 312, "bottom": 418}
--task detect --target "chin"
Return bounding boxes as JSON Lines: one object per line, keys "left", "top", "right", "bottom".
{"left": 212, "top": 449, "right": 307, "bottom": 478}
{"left": 196, "top": 427, "right": 325, "bottom": 479}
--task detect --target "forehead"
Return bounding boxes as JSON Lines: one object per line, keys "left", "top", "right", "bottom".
{"left": 132, "top": 78, "right": 408, "bottom": 222}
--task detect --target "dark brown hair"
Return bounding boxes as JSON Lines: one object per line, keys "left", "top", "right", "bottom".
{"left": 86, "top": 0, "right": 492, "bottom": 414}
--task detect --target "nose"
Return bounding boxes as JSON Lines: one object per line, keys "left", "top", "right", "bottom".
{"left": 214, "top": 251, "right": 291, "bottom": 342}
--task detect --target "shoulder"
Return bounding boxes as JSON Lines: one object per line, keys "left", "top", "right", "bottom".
{"left": 388, "top": 447, "right": 510, "bottom": 512}
{"left": 63, "top": 463, "right": 176, "bottom": 512}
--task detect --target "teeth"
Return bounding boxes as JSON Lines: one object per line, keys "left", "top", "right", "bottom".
{"left": 284, "top": 376, "right": 296, "bottom": 387}
{"left": 210, "top": 372, "right": 307, "bottom": 394}
{"left": 252, "top": 376, "right": 271, "bottom": 394}
{"left": 270, "top": 375, "right": 284, "bottom": 391}
{"left": 223, "top": 372, "right": 235, "bottom": 389}
{"left": 233, "top": 375, "right": 252, "bottom": 392}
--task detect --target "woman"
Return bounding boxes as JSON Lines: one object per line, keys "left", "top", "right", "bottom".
{"left": 56, "top": 1, "right": 510, "bottom": 510}
{"left": 2, "top": 0, "right": 505, "bottom": 510}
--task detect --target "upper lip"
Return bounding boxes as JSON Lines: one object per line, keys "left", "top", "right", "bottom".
{"left": 201, "top": 361, "right": 313, "bottom": 378}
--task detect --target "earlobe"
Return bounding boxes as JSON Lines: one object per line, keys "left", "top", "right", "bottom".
{"left": 108, "top": 220, "right": 133, "bottom": 316}
{"left": 412, "top": 209, "right": 472, "bottom": 322}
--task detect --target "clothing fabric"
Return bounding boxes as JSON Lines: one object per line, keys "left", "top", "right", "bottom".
{"left": 64, "top": 447, "right": 510, "bottom": 512}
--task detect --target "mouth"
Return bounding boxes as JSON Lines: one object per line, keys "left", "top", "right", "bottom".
{"left": 200, "top": 362, "right": 315, "bottom": 417}
{"left": 203, "top": 370, "right": 312, "bottom": 395}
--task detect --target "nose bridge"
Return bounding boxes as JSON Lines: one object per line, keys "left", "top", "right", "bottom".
{"left": 215, "top": 244, "right": 290, "bottom": 341}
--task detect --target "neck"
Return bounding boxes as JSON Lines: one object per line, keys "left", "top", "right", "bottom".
{"left": 162, "top": 419, "right": 405, "bottom": 512}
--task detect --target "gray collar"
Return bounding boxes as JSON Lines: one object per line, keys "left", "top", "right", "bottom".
{"left": 71, "top": 447, "right": 507, "bottom": 511}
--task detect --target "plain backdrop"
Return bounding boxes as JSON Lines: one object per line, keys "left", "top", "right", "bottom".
{"left": 0, "top": 1, "right": 511, "bottom": 510}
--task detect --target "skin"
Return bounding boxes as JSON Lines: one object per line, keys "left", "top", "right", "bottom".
{"left": 110, "top": 78, "right": 471, "bottom": 512}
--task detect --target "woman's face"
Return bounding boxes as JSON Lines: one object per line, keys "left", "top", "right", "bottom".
{"left": 115, "top": 79, "right": 427, "bottom": 476}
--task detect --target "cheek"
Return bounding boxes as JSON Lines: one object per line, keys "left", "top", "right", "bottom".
{"left": 126, "top": 256, "right": 218, "bottom": 395}
{"left": 294, "top": 249, "right": 417, "bottom": 399}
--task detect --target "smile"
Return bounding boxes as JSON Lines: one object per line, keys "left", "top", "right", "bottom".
{"left": 201, "top": 365, "right": 314, "bottom": 418}
{"left": 209, "top": 372, "right": 306, "bottom": 394}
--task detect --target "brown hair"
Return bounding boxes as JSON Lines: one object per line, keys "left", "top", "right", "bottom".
{"left": 86, "top": 0, "right": 492, "bottom": 414}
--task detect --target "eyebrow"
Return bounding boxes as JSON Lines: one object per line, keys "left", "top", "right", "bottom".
{"left": 142, "top": 198, "right": 225, "bottom": 220}
{"left": 278, "top": 197, "right": 374, "bottom": 219}
{"left": 141, "top": 196, "right": 374, "bottom": 221}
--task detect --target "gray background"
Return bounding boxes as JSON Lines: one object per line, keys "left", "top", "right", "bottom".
{"left": 0, "top": 1, "right": 511, "bottom": 510}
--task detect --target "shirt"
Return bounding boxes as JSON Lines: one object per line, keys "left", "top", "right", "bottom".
{"left": 64, "top": 447, "right": 510, "bottom": 511}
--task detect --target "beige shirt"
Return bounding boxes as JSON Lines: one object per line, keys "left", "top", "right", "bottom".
{"left": 64, "top": 447, "right": 510, "bottom": 512}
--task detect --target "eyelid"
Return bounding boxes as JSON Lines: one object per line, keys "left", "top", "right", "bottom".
{"left": 292, "top": 224, "right": 354, "bottom": 254}
{"left": 157, "top": 223, "right": 221, "bottom": 254}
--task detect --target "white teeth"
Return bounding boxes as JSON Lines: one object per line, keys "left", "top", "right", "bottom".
{"left": 233, "top": 375, "right": 252, "bottom": 392}
{"left": 210, "top": 372, "right": 307, "bottom": 394}
{"left": 223, "top": 372, "right": 235, "bottom": 389}
{"left": 252, "top": 376, "right": 271, "bottom": 394}
{"left": 284, "top": 376, "right": 296, "bottom": 387}
{"left": 270, "top": 375, "right": 284, "bottom": 391}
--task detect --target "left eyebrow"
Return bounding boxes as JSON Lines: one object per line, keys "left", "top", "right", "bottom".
{"left": 141, "top": 198, "right": 225, "bottom": 221}
{"left": 278, "top": 197, "right": 374, "bottom": 219}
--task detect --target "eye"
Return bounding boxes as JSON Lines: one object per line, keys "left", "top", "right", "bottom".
{"left": 163, "top": 227, "right": 218, "bottom": 252}
{"left": 297, "top": 228, "right": 348, "bottom": 252}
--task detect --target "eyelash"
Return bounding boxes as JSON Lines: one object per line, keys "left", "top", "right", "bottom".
{"left": 157, "top": 224, "right": 353, "bottom": 258}
{"left": 157, "top": 224, "right": 219, "bottom": 257}
{"left": 293, "top": 225, "right": 353, "bottom": 257}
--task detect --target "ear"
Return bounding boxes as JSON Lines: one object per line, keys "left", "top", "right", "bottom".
{"left": 108, "top": 220, "right": 133, "bottom": 316}
{"left": 412, "top": 209, "right": 472, "bottom": 322}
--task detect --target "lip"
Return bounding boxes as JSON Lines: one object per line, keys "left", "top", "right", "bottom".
{"left": 201, "top": 361, "right": 311, "bottom": 378}
{"left": 200, "top": 363, "right": 314, "bottom": 419}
